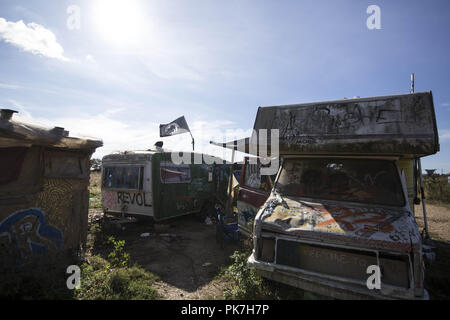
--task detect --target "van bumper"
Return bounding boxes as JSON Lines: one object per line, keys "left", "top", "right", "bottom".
{"left": 248, "top": 253, "right": 429, "bottom": 300}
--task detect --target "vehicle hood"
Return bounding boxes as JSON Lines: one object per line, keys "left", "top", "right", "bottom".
{"left": 259, "top": 195, "right": 422, "bottom": 252}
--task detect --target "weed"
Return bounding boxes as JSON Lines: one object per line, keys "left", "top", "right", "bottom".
{"left": 221, "top": 251, "right": 263, "bottom": 300}
{"left": 424, "top": 175, "right": 450, "bottom": 203}
{"left": 107, "top": 236, "right": 130, "bottom": 268}
{"left": 74, "top": 256, "right": 159, "bottom": 300}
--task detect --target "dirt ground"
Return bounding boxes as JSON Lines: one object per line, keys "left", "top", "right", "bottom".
{"left": 88, "top": 208, "right": 242, "bottom": 299}
{"left": 414, "top": 203, "right": 450, "bottom": 299}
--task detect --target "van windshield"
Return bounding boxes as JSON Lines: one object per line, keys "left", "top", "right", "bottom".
{"left": 275, "top": 158, "right": 405, "bottom": 207}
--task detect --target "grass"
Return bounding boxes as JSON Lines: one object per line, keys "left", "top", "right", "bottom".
{"left": 89, "top": 171, "right": 102, "bottom": 209}
{"left": 424, "top": 175, "right": 450, "bottom": 204}
{"left": 74, "top": 255, "right": 159, "bottom": 300}
{"left": 216, "top": 249, "right": 309, "bottom": 300}
{"left": 77, "top": 232, "right": 160, "bottom": 300}
{"left": 82, "top": 172, "right": 160, "bottom": 300}
{"left": 0, "top": 234, "right": 160, "bottom": 300}
{"left": 219, "top": 251, "right": 264, "bottom": 300}
{"left": 1, "top": 172, "right": 158, "bottom": 300}
{"left": 426, "top": 200, "right": 450, "bottom": 211}
{"left": 77, "top": 216, "right": 160, "bottom": 300}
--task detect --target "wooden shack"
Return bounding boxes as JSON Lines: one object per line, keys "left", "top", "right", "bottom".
{"left": 0, "top": 109, "right": 102, "bottom": 267}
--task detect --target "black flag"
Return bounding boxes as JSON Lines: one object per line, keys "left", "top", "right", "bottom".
{"left": 159, "top": 116, "right": 191, "bottom": 137}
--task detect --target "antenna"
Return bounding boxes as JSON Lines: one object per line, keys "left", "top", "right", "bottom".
{"left": 411, "top": 73, "right": 415, "bottom": 93}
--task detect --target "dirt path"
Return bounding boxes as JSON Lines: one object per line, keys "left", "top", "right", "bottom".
{"left": 414, "top": 203, "right": 450, "bottom": 299}
{"left": 414, "top": 203, "right": 450, "bottom": 241}
{"left": 88, "top": 211, "right": 240, "bottom": 300}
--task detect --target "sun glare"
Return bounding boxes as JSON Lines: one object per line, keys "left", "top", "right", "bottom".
{"left": 92, "top": 0, "right": 147, "bottom": 46}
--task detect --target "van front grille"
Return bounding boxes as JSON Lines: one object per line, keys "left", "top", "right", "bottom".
{"left": 276, "top": 239, "right": 410, "bottom": 288}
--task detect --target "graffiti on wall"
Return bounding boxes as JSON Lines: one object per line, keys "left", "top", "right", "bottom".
{"left": 237, "top": 201, "right": 258, "bottom": 234}
{"left": 103, "top": 190, "right": 119, "bottom": 210}
{"left": 270, "top": 96, "right": 430, "bottom": 139}
{"left": 117, "top": 191, "right": 152, "bottom": 207}
{"left": 0, "top": 208, "right": 63, "bottom": 261}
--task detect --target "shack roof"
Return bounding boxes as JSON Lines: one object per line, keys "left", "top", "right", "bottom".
{"left": 252, "top": 91, "right": 439, "bottom": 157}
{"left": 0, "top": 109, "right": 103, "bottom": 151}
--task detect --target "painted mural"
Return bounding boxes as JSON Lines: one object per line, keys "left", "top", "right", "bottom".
{"left": 260, "top": 195, "right": 421, "bottom": 251}
{"left": 0, "top": 208, "right": 63, "bottom": 262}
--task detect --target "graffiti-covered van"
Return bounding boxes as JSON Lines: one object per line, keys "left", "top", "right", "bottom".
{"left": 247, "top": 92, "right": 439, "bottom": 299}
{"left": 0, "top": 109, "right": 102, "bottom": 267}
{"left": 101, "top": 150, "right": 230, "bottom": 221}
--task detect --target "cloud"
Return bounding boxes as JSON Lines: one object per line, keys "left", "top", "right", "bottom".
{"left": 13, "top": 107, "right": 251, "bottom": 162}
{"left": 141, "top": 53, "right": 205, "bottom": 82}
{"left": 0, "top": 17, "right": 68, "bottom": 61}
{"left": 441, "top": 103, "right": 450, "bottom": 107}
{"left": 439, "top": 129, "right": 450, "bottom": 142}
{"left": 0, "top": 82, "right": 21, "bottom": 89}
{"left": 85, "top": 54, "right": 95, "bottom": 63}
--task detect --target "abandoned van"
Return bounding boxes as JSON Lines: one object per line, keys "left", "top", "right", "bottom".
{"left": 101, "top": 149, "right": 230, "bottom": 221}
{"left": 247, "top": 91, "right": 439, "bottom": 299}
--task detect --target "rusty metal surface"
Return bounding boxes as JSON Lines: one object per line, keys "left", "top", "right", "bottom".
{"left": 252, "top": 91, "right": 438, "bottom": 157}
{"left": 248, "top": 253, "right": 425, "bottom": 300}
{"left": 276, "top": 240, "right": 410, "bottom": 288}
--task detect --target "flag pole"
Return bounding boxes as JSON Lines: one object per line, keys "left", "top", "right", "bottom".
{"left": 190, "top": 132, "right": 195, "bottom": 151}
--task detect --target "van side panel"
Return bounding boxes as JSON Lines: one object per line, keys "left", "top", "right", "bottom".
{"left": 151, "top": 153, "right": 216, "bottom": 221}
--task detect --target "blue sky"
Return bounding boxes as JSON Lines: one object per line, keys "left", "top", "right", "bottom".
{"left": 0, "top": 0, "right": 449, "bottom": 171}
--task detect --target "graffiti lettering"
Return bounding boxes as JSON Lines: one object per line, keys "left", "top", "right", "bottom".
{"left": 117, "top": 192, "right": 152, "bottom": 207}
{"left": 274, "top": 99, "right": 422, "bottom": 138}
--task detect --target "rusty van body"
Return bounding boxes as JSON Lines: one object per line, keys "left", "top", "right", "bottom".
{"left": 247, "top": 92, "right": 439, "bottom": 299}
{"left": 101, "top": 150, "right": 230, "bottom": 221}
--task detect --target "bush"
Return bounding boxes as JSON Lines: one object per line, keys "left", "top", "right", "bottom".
{"left": 424, "top": 175, "right": 450, "bottom": 203}
{"left": 74, "top": 253, "right": 159, "bottom": 300}
{"left": 107, "top": 236, "right": 130, "bottom": 268}
{"left": 222, "top": 251, "right": 263, "bottom": 300}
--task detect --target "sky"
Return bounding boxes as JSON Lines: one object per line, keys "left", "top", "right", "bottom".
{"left": 0, "top": 0, "right": 449, "bottom": 171}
